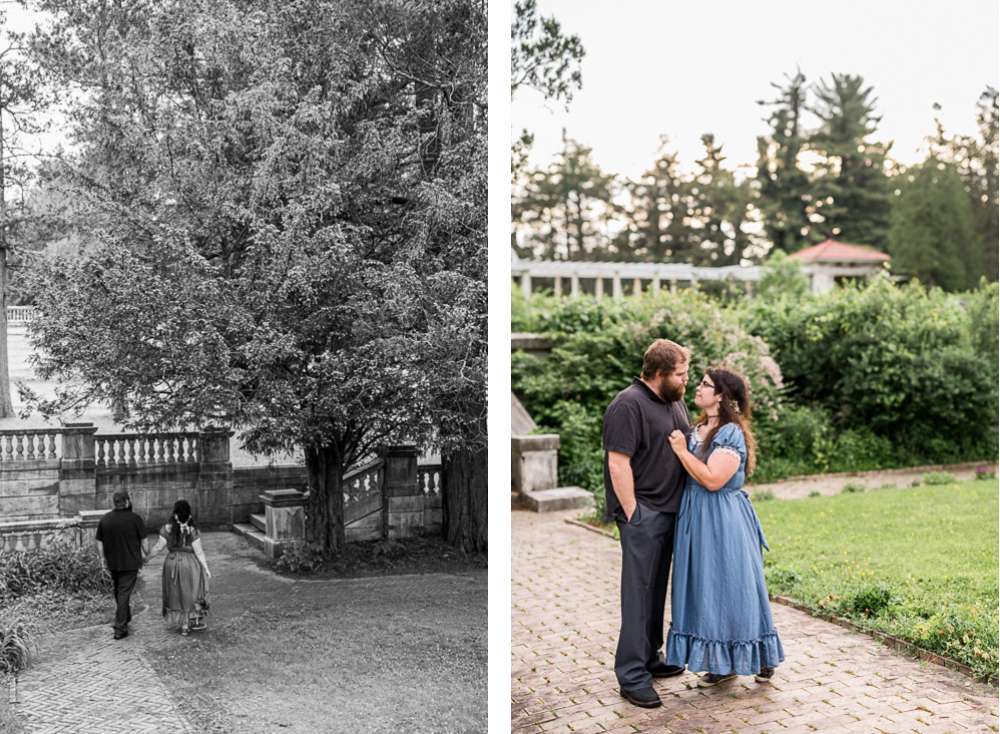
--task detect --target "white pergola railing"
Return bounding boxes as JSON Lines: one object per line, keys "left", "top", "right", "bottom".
{"left": 510, "top": 254, "right": 763, "bottom": 300}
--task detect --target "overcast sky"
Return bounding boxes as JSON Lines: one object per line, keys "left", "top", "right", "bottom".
{"left": 512, "top": 0, "right": 1000, "bottom": 181}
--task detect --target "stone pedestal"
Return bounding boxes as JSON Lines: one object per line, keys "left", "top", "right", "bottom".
{"left": 196, "top": 426, "right": 234, "bottom": 524}
{"left": 511, "top": 434, "right": 559, "bottom": 494}
{"left": 261, "top": 489, "right": 306, "bottom": 544}
{"left": 60, "top": 423, "right": 99, "bottom": 516}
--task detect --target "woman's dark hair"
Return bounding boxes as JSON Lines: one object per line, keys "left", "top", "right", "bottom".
{"left": 692, "top": 366, "right": 757, "bottom": 473}
{"left": 169, "top": 499, "right": 196, "bottom": 546}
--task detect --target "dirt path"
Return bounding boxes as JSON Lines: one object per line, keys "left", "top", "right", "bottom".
{"left": 747, "top": 461, "right": 997, "bottom": 499}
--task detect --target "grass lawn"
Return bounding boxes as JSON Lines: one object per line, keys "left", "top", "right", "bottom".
{"left": 757, "top": 478, "right": 999, "bottom": 681}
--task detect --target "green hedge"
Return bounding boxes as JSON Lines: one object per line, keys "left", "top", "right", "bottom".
{"left": 511, "top": 277, "right": 998, "bottom": 489}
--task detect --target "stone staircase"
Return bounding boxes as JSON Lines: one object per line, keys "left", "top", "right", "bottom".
{"left": 231, "top": 511, "right": 268, "bottom": 553}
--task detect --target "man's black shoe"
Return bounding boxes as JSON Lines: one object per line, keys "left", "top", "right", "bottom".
{"left": 620, "top": 687, "right": 661, "bottom": 708}
{"left": 113, "top": 630, "right": 129, "bottom": 640}
{"left": 648, "top": 663, "right": 685, "bottom": 678}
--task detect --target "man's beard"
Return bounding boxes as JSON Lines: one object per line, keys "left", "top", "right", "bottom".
{"left": 658, "top": 380, "right": 685, "bottom": 403}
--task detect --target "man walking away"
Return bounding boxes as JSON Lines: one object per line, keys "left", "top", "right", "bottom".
{"left": 95, "top": 490, "right": 148, "bottom": 640}
{"left": 603, "top": 339, "right": 692, "bottom": 708}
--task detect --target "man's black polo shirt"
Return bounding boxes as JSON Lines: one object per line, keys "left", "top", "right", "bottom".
{"left": 602, "top": 377, "right": 691, "bottom": 522}
{"left": 95, "top": 508, "right": 147, "bottom": 571}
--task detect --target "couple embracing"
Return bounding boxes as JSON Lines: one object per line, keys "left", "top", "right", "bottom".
{"left": 603, "top": 338, "right": 784, "bottom": 708}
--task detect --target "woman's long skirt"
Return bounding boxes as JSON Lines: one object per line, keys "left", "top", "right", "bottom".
{"left": 161, "top": 551, "right": 208, "bottom": 627}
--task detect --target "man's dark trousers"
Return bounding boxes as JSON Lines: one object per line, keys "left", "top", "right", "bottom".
{"left": 110, "top": 569, "right": 138, "bottom": 636}
{"left": 615, "top": 503, "right": 676, "bottom": 691}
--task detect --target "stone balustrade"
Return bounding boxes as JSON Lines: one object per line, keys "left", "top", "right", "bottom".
{"left": 510, "top": 259, "right": 762, "bottom": 300}
{"left": 6, "top": 306, "right": 36, "bottom": 323}
{"left": 0, "top": 428, "right": 61, "bottom": 462}
{"left": 95, "top": 432, "right": 200, "bottom": 467}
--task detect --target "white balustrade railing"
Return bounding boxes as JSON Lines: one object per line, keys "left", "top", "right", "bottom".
{"left": 6, "top": 307, "right": 37, "bottom": 323}
{"left": 0, "top": 429, "right": 60, "bottom": 462}
{"left": 343, "top": 458, "right": 384, "bottom": 506}
{"left": 417, "top": 464, "right": 443, "bottom": 496}
{"left": 95, "top": 433, "right": 200, "bottom": 468}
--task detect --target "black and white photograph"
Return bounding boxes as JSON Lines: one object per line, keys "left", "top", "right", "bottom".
{"left": 0, "top": 0, "right": 487, "bottom": 732}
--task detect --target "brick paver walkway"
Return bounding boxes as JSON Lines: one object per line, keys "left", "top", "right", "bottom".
{"left": 512, "top": 509, "right": 999, "bottom": 734}
{"left": 12, "top": 533, "right": 486, "bottom": 733}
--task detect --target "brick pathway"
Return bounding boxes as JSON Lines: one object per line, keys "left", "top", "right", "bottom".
{"left": 512, "top": 509, "right": 999, "bottom": 734}
{"left": 12, "top": 532, "right": 486, "bottom": 733}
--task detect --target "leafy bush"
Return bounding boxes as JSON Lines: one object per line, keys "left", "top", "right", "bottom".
{"left": 923, "top": 472, "right": 957, "bottom": 485}
{"left": 842, "top": 582, "right": 894, "bottom": 616}
{"left": 0, "top": 604, "right": 35, "bottom": 674}
{"left": 744, "top": 276, "right": 998, "bottom": 464}
{"left": 841, "top": 483, "right": 865, "bottom": 494}
{"left": 0, "top": 540, "right": 109, "bottom": 605}
{"left": 764, "top": 565, "right": 802, "bottom": 595}
{"left": 751, "top": 488, "right": 775, "bottom": 502}
{"left": 512, "top": 289, "right": 785, "bottom": 488}
{"left": 273, "top": 542, "right": 327, "bottom": 574}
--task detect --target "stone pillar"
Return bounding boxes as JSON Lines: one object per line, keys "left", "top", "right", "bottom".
{"left": 612, "top": 272, "right": 623, "bottom": 300}
{"left": 632, "top": 277, "right": 642, "bottom": 299}
{"left": 382, "top": 445, "right": 421, "bottom": 539}
{"left": 260, "top": 489, "right": 306, "bottom": 558}
{"left": 594, "top": 277, "right": 604, "bottom": 299}
{"left": 60, "top": 423, "right": 99, "bottom": 517}
{"left": 511, "top": 434, "right": 559, "bottom": 495}
{"left": 570, "top": 274, "right": 579, "bottom": 298}
{"left": 77, "top": 509, "right": 106, "bottom": 549}
{"left": 196, "top": 426, "right": 234, "bottom": 526}
{"left": 521, "top": 272, "right": 532, "bottom": 300}
{"left": 554, "top": 276, "right": 562, "bottom": 298}
{"left": 651, "top": 273, "right": 660, "bottom": 297}
{"left": 670, "top": 279, "right": 677, "bottom": 294}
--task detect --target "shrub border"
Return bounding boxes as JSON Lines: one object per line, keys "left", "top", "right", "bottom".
{"left": 562, "top": 518, "right": 999, "bottom": 689}
{"left": 771, "top": 595, "right": 998, "bottom": 688}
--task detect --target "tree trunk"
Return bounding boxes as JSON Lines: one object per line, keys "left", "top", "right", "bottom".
{"left": 304, "top": 442, "right": 346, "bottom": 554}
{"left": 441, "top": 440, "right": 487, "bottom": 554}
{"left": 0, "top": 104, "right": 14, "bottom": 419}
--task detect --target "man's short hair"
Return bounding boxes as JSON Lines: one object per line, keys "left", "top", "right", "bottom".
{"left": 112, "top": 490, "right": 130, "bottom": 509}
{"left": 641, "top": 339, "right": 690, "bottom": 380}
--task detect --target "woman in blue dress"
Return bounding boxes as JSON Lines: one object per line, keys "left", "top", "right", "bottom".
{"left": 664, "top": 366, "right": 784, "bottom": 686}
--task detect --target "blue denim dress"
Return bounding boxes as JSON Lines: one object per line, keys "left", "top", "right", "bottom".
{"left": 665, "top": 424, "right": 785, "bottom": 674}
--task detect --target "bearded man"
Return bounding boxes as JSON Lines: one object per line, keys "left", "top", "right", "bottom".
{"left": 602, "top": 338, "right": 692, "bottom": 708}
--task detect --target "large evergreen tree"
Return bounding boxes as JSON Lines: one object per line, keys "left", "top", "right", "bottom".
{"left": 808, "top": 73, "right": 894, "bottom": 250}
{"left": 612, "top": 142, "right": 697, "bottom": 262}
{"left": 887, "top": 159, "right": 981, "bottom": 291}
{"left": 513, "top": 133, "right": 615, "bottom": 260}
{"left": 755, "top": 70, "right": 814, "bottom": 253}
{"left": 689, "top": 134, "right": 762, "bottom": 266}
{"left": 927, "top": 88, "right": 999, "bottom": 282}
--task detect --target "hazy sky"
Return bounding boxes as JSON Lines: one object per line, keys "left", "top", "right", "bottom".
{"left": 512, "top": 0, "right": 1000, "bottom": 181}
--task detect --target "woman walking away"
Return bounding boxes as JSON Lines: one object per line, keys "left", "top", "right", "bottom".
{"left": 145, "top": 500, "right": 211, "bottom": 636}
{"left": 665, "top": 367, "right": 784, "bottom": 686}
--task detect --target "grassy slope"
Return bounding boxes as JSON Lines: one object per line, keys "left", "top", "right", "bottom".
{"left": 757, "top": 478, "right": 999, "bottom": 679}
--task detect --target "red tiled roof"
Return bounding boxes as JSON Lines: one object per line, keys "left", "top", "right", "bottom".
{"left": 788, "top": 239, "right": 890, "bottom": 263}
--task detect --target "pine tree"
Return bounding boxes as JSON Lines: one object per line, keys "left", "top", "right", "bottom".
{"left": 887, "top": 159, "right": 981, "bottom": 291}
{"left": 514, "top": 133, "right": 616, "bottom": 260}
{"left": 613, "top": 142, "right": 697, "bottom": 262}
{"left": 689, "top": 134, "right": 762, "bottom": 266}
{"left": 809, "top": 73, "right": 894, "bottom": 250}
{"left": 926, "top": 88, "right": 998, "bottom": 282}
{"left": 755, "top": 70, "right": 814, "bottom": 253}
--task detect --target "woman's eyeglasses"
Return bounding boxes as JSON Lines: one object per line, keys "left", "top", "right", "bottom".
{"left": 699, "top": 379, "right": 716, "bottom": 390}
